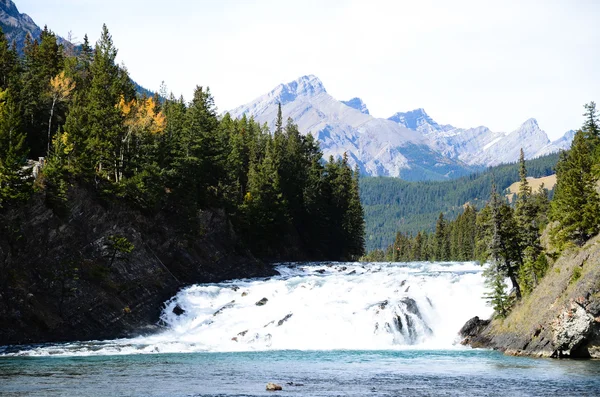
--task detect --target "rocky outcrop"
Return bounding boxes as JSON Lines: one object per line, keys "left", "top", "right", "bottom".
{"left": 462, "top": 235, "right": 600, "bottom": 358}
{"left": 459, "top": 316, "right": 490, "bottom": 346}
{"left": 0, "top": 0, "right": 41, "bottom": 51}
{"left": 552, "top": 301, "right": 596, "bottom": 357}
{"left": 0, "top": 186, "right": 275, "bottom": 346}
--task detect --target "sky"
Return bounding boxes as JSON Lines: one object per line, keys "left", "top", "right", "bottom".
{"left": 15, "top": 0, "right": 600, "bottom": 139}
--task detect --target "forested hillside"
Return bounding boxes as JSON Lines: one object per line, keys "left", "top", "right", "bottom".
{"left": 0, "top": 24, "right": 365, "bottom": 261}
{"left": 361, "top": 153, "right": 558, "bottom": 251}
{"left": 459, "top": 103, "right": 600, "bottom": 358}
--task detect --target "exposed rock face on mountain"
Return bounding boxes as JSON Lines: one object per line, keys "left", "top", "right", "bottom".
{"left": 230, "top": 76, "right": 574, "bottom": 179}
{"left": 230, "top": 76, "right": 476, "bottom": 180}
{"left": 0, "top": 187, "right": 275, "bottom": 345}
{"left": 462, "top": 234, "right": 600, "bottom": 358}
{"left": 0, "top": 0, "right": 41, "bottom": 50}
{"left": 342, "top": 97, "right": 370, "bottom": 115}
{"left": 388, "top": 108, "right": 574, "bottom": 167}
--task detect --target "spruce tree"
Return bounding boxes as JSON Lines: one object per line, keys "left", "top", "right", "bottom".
{"left": 551, "top": 130, "right": 600, "bottom": 247}
{"left": 0, "top": 89, "right": 30, "bottom": 208}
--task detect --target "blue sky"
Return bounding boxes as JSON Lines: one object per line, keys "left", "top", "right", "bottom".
{"left": 15, "top": 0, "right": 600, "bottom": 139}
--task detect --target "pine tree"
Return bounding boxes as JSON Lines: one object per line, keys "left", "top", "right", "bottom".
{"left": 483, "top": 263, "right": 512, "bottom": 318}
{"left": 0, "top": 89, "right": 31, "bottom": 208}
{"left": 582, "top": 102, "right": 599, "bottom": 142}
{"left": 488, "top": 180, "right": 522, "bottom": 298}
{"left": 551, "top": 130, "right": 600, "bottom": 247}
{"left": 434, "top": 212, "right": 450, "bottom": 260}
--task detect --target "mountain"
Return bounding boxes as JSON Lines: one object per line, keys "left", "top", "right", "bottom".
{"left": 0, "top": 0, "right": 41, "bottom": 50}
{"left": 389, "top": 108, "right": 574, "bottom": 167}
{"left": 230, "top": 75, "right": 477, "bottom": 180}
{"left": 0, "top": 0, "right": 155, "bottom": 97}
{"left": 341, "top": 97, "right": 370, "bottom": 114}
{"left": 360, "top": 152, "right": 559, "bottom": 251}
{"left": 230, "top": 75, "right": 574, "bottom": 178}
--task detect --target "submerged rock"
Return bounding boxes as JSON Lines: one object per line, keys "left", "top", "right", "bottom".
{"left": 213, "top": 300, "right": 235, "bottom": 316}
{"left": 172, "top": 305, "right": 185, "bottom": 316}
{"left": 266, "top": 382, "right": 283, "bottom": 391}
{"left": 256, "top": 297, "right": 268, "bottom": 306}
{"left": 277, "top": 313, "right": 293, "bottom": 326}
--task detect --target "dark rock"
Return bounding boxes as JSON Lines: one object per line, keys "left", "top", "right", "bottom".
{"left": 315, "top": 269, "right": 326, "bottom": 274}
{"left": 400, "top": 297, "right": 420, "bottom": 316}
{"left": 277, "top": 313, "right": 293, "bottom": 326}
{"left": 213, "top": 300, "right": 235, "bottom": 316}
{"left": 0, "top": 186, "right": 275, "bottom": 346}
{"left": 172, "top": 305, "right": 185, "bottom": 316}
{"left": 459, "top": 316, "right": 491, "bottom": 345}
{"left": 256, "top": 297, "right": 268, "bottom": 306}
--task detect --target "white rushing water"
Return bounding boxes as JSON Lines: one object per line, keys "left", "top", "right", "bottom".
{"left": 4, "top": 262, "right": 492, "bottom": 356}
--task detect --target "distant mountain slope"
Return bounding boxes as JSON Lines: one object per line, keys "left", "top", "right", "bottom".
{"left": 0, "top": 0, "right": 155, "bottom": 98}
{"left": 230, "top": 75, "right": 574, "bottom": 178}
{"left": 1, "top": 0, "right": 40, "bottom": 49}
{"left": 389, "top": 108, "right": 574, "bottom": 167}
{"left": 360, "top": 153, "right": 559, "bottom": 251}
{"left": 229, "top": 75, "right": 477, "bottom": 180}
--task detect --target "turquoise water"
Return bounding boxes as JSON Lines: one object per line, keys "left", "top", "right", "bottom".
{"left": 2, "top": 349, "right": 600, "bottom": 396}
{"left": 3, "top": 263, "right": 600, "bottom": 396}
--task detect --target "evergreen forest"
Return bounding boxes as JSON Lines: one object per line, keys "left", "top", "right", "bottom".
{"left": 0, "top": 25, "right": 365, "bottom": 261}
{"left": 363, "top": 102, "right": 600, "bottom": 318}
{"left": 360, "top": 153, "right": 558, "bottom": 251}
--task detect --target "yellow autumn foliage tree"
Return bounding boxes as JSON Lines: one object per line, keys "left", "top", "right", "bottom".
{"left": 118, "top": 96, "right": 166, "bottom": 136}
{"left": 48, "top": 72, "right": 75, "bottom": 155}
{"left": 114, "top": 96, "right": 166, "bottom": 182}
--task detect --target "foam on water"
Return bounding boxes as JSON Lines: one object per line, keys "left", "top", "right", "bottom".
{"left": 2, "top": 261, "right": 492, "bottom": 357}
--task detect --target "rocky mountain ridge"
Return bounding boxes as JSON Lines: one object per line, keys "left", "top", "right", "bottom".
{"left": 230, "top": 75, "right": 476, "bottom": 180}
{"left": 389, "top": 108, "right": 574, "bottom": 167}
{"left": 230, "top": 75, "right": 574, "bottom": 178}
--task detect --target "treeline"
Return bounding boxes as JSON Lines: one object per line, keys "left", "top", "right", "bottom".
{"left": 360, "top": 153, "right": 558, "bottom": 251}
{"left": 365, "top": 102, "right": 600, "bottom": 319}
{"left": 363, "top": 158, "right": 550, "bottom": 266}
{"left": 0, "top": 25, "right": 365, "bottom": 260}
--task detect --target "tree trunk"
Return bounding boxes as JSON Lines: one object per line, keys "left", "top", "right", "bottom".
{"left": 509, "top": 273, "right": 522, "bottom": 299}
{"left": 48, "top": 97, "right": 57, "bottom": 156}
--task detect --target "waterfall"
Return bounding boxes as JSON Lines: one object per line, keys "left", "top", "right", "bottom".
{"left": 4, "top": 262, "right": 491, "bottom": 356}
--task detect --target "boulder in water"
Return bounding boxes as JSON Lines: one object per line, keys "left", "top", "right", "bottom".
{"left": 266, "top": 383, "right": 283, "bottom": 391}
{"left": 213, "top": 300, "right": 235, "bottom": 316}
{"left": 172, "top": 305, "right": 185, "bottom": 316}
{"left": 256, "top": 297, "right": 268, "bottom": 306}
{"left": 459, "top": 316, "right": 490, "bottom": 345}
{"left": 277, "top": 313, "right": 293, "bottom": 326}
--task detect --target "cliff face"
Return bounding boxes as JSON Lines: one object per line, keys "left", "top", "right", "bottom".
{"left": 0, "top": 187, "right": 275, "bottom": 345}
{"left": 0, "top": 0, "right": 42, "bottom": 51}
{"left": 462, "top": 235, "right": 600, "bottom": 358}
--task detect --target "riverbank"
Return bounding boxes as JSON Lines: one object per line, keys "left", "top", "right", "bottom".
{"left": 461, "top": 235, "right": 600, "bottom": 358}
{"left": 0, "top": 186, "right": 276, "bottom": 345}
